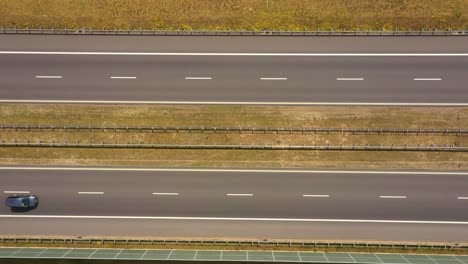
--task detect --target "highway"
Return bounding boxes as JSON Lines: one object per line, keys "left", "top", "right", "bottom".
{"left": 0, "top": 35, "right": 468, "bottom": 104}
{"left": 1, "top": 167, "right": 468, "bottom": 242}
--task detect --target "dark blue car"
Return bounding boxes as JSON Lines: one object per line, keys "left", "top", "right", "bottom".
{"left": 5, "top": 195, "right": 38, "bottom": 208}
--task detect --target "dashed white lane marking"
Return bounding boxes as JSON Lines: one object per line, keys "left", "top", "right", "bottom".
{"left": 379, "top": 196, "right": 407, "bottom": 199}
{"left": 4, "top": 191, "right": 30, "bottom": 194}
{"left": 0, "top": 100, "right": 466, "bottom": 106}
{"left": 152, "top": 193, "right": 179, "bottom": 196}
{"left": 1, "top": 167, "right": 467, "bottom": 175}
{"left": 110, "top": 76, "right": 136, "bottom": 79}
{"left": 185, "top": 77, "right": 212, "bottom": 80}
{"left": 78, "top": 192, "right": 104, "bottom": 195}
{"left": 302, "top": 194, "right": 330, "bottom": 198}
{"left": 260, "top": 77, "right": 288, "bottom": 80}
{"left": 457, "top": 197, "right": 468, "bottom": 200}
{"left": 1, "top": 214, "right": 468, "bottom": 225}
{"left": 414, "top": 78, "right": 442, "bottom": 81}
{"left": 336, "top": 78, "right": 364, "bottom": 81}
{"left": 35, "top": 75, "right": 62, "bottom": 79}
{"left": 226, "top": 193, "right": 254, "bottom": 197}
{"left": 3, "top": 51, "right": 468, "bottom": 56}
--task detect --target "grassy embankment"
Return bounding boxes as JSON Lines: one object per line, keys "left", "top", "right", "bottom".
{"left": 1, "top": 242, "right": 467, "bottom": 255}
{"left": 0, "top": 104, "right": 466, "bottom": 169}
{"left": 0, "top": 0, "right": 467, "bottom": 31}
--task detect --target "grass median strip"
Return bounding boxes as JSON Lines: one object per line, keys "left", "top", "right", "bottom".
{"left": 0, "top": 104, "right": 466, "bottom": 170}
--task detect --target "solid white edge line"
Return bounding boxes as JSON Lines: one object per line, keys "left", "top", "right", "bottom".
{"left": 0, "top": 167, "right": 467, "bottom": 175}
{"left": 226, "top": 193, "right": 254, "bottom": 197}
{"left": 0, "top": 100, "right": 466, "bottom": 106}
{"left": 4, "top": 191, "right": 30, "bottom": 194}
{"left": 185, "top": 77, "right": 212, "bottom": 80}
{"left": 260, "top": 78, "right": 288, "bottom": 80}
{"left": 302, "top": 195, "right": 330, "bottom": 198}
{"left": 379, "top": 196, "right": 407, "bottom": 199}
{"left": 110, "top": 76, "right": 136, "bottom": 79}
{"left": 3, "top": 51, "right": 468, "bottom": 56}
{"left": 413, "top": 78, "right": 442, "bottom": 81}
{"left": 35, "top": 76, "right": 62, "bottom": 79}
{"left": 336, "top": 78, "right": 364, "bottom": 81}
{"left": 457, "top": 197, "right": 468, "bottom": 200}
{"left": 152, "top": 193, "right": 179, "bottom": 196}
{"left": 78, "top": 192, "right": 104, "bottom": 195}
{"left": 0, "top": 214, "right": 467, "bottom": 224}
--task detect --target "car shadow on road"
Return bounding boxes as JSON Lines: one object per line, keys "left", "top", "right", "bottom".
{"left": 10, "top": 207, "right": 35, "bottom": 213}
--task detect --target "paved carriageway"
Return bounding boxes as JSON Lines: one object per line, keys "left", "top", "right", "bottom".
{"left": 1, "top": 167, "right": 468, "bottom": 241}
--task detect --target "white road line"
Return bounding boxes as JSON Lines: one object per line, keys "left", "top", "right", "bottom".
{"left": 413, "top": 78, "right": 442, "bottom": 81}
{"left": 1, "top": 214, "right": 468, "bottom": 225}
{"left": 185, "top": 77, "right": 212, "bottom": 80}
{"left": 3, "top": 191, "right": 30, "bottom": 194}
{"left": 78, "top": 192, "right": 104, "bottom": 195}
{"left": 0, "top": 100, "right": 466, "bottom": 106}
{"left": 35, "top": 75, "right": 62, "bottom": 79}
{"left": 457, "top": 197, "right": 468, "bottom": 200}
{"left": 302, "top": 194, "right": 330, "bottom": 198}
{"left": 226, "top": 193, "right": 254, "bottom": 197}
{"left": 110, "top": 76, "right": 136, "bottom": 79}
{"left": 0, "top": 167, "right": 467, "bottom": 175}
{"left": 379, "top": 196, "right": 407, "bottom": 199}
{"left": 3, "top": 51, "right": 468, "bottom": 56}
{"left": 152, "top": 193, "right": 179, "bottom": 196}
{"left": 260, "top": 77, "right": 288, "bottom": 80}
{"left": 336, "top": 78, "right": 364, "bottom": 81}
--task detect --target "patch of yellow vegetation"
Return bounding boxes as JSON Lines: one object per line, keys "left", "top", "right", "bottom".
{"left": 0, "top": 0, "right": 467, "bottom": 31}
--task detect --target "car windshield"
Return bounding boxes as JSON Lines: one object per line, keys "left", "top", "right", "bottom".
{"left": 21, "top": 197, "right": 29, "bottom": 207}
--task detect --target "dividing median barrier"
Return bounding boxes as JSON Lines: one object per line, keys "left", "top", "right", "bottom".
{"left": 1, "top": 27, "right": 467, "bottom": 36}
{"left": 1, "top": 125, "right": 466, "bottom": 135}
{"left": 0, "top": 141, "right": 466, "bottom": 152}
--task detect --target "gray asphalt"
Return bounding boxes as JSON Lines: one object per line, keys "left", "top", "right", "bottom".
{"left": 2, "top": 35, "right": 468, "bottom": 53}
{"left": 0, "top": 35, "right": 467, "bottom": 103}
{"left": 2, "top": 169, "right": 468, "bottom": 220}
{"left": 4, "top": 218, "right": 468, "bottom": 242}
{"left": 1, "top": 168, "right": 468, "bottom": 241}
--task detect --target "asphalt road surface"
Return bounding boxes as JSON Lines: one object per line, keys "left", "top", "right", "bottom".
{"left": 1, "top": 167, "right": 468, "bottom": 242}
{"left": 0, "top": 35, "right": 467, "bottom": 104}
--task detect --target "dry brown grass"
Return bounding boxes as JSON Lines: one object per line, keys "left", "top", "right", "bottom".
{"left": 1, "top": 104, "right": 467, "bottom": 128}
{"left": 0, "top": 104, "right": 467, "bottom": 170}
{"left": 1, "top": 241, "right": 467, "bottom": 255}
{"left": 0, "top": 0, "right": 467, "bottom": 31}
{"left": 0, "top": 148, "right": 466, "bottom": 170}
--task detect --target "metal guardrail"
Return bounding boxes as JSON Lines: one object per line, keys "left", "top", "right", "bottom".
{"left": 1, "top": 125, "right": 467, "bottom": 135}
{"left": 0, "top": 27, "right": 467, "bottom": 36}
{"left": 0, "top": 141, "right": 466, "bottom": 152}
{"left": 1, "top": 237, "right": 466, "bottom": 250}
